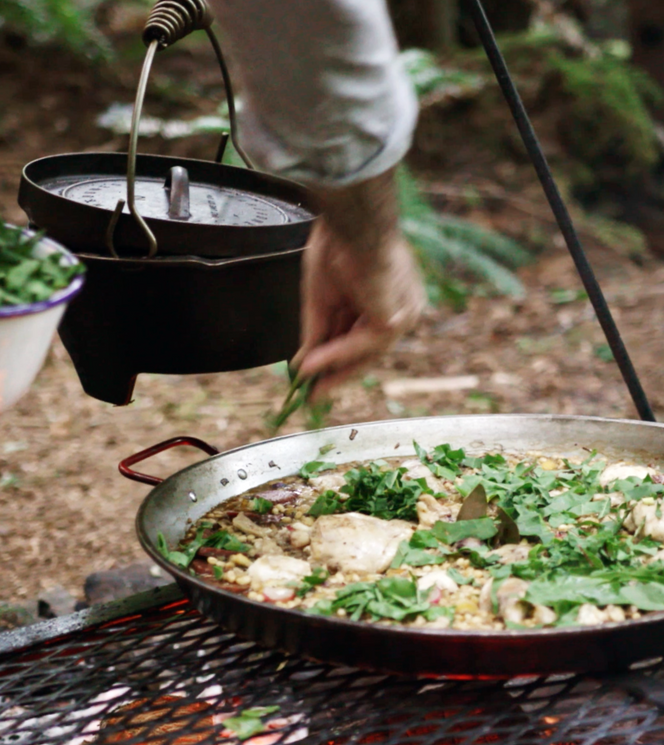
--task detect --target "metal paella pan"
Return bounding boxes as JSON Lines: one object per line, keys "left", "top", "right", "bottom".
{"left": 125, "top": 414, "right": 664, "bottom": 678}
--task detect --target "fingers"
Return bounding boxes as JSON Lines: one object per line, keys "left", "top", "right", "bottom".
{"left": 297, "top": 321, "right": 395, "bottom": 379}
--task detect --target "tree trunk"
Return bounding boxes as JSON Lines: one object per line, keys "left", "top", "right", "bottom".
{"left": 388, "top": 0, "right": 532, "bottom": 51}
{"left": 629, "top": 0, "right": 664, "bottom": 95}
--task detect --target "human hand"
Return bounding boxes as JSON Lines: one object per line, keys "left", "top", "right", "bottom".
{"left": 292, "top": 170, "right": 426, "bottom": 400}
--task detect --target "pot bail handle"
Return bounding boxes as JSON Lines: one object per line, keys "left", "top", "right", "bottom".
{"left": 119, "top": 436, "right": 220, "bottom": 485}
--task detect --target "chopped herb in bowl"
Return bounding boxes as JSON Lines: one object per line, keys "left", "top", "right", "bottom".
{"left": 0, "top": 221, "right": 84, "bottom": 307}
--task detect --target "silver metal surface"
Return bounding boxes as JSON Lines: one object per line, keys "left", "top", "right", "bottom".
{"left": 139, "top": 415, "right": 664, "bottom": 546}
{"left": 58, "top": 176, "right": 289, "bottom": 226}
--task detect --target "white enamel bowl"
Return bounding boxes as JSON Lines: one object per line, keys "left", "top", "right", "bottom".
{"left": 0, "top": 231, "right": 84, "bottom": 413}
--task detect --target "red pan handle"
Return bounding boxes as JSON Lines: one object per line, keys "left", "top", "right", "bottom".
{"left": 119, "top": 436, "right": 220, "bottom": 485}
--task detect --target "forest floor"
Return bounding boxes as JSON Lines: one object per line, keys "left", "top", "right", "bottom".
{"left": 2, "top": 30, "right": 664, "bottom": 607}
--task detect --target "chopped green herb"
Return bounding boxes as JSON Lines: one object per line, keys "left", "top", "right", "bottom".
{"left": 340, "top": 462, "right": 429, "bottom": 521}
{"left": 390, "top": 539, "right": 447, "bottom": 568}
{"left": 447, "top": 567, "right": 474, "bottom": 585}
{"left": 310, "top": 576, "right": 434, "bottom": 622}
{"left": 0, "top": 221, "right": 84, "bottom": 307}
{"left": 414, "top": 440, "right": 465, "bottom": 480}
{"left": 295, "top": 567, "right": 329, "bottom": 597}
{"left": 432, "top": 517, "right": 498, "bottom": 544}
{"left": 157, "top": 528, "right": 248, "bottom": 569}
{"left": 299, "top": 460, "right": 336, "bottom": 479}
{"left": 250, "top": 497, "right": 274, "bottom": 514}
{"left": 223, "top": 706, "right": 280, "bottom": 741}
{"left": 213, "top": 565, "right": 224, "bottom": 580}
{"left": 308, "top": 490, "right": 343, "bottom": 516}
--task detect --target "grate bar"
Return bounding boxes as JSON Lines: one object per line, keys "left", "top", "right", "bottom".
{"left": 3, "top": 594, "right": 664, "bottom": 745}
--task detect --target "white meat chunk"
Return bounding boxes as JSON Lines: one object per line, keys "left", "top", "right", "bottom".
{"left": 624, "top": 501, "right": 664, "bottom": 541}
{"left": 232, "top": 512, "right": 268, "bottom": 537}
{"left": 289, "top": 521, "right": 312, "bottom": 549}
{"left": 253, "top": 536, "right": 284, "bottom": 556}
{"left": 496, "top": 578, "right": 530, "bottom": 624}
{"left": 401, "top": 459, "right": 446, "bottom": 493}
{"left": 416, "top": 570, "right": 458, "bottom": 594}
{"left": 478, "top": 578, "right": 494, "bottom": 613}
{"left": 488, "top": 544, "right": 531, "bottom": 564}
{"left": 310, "top": 512, "right": 414, "bottom": 574}
{"left": 577, "top": 604, "right": 608, "bottom": 626}
{"left": 247, "top": 555, "right": 311, "bottom": 592}
{"left": 532, "top": 605, "right": 557, "bottom": 626}
{"left": 309, "top": 472, "right": 346, "bottom": 493}
{"left": 599, "top": 463, "right": 656, "bottom": 488}
{"left": 416, "top": 494, "right": 456, "bottom": 529}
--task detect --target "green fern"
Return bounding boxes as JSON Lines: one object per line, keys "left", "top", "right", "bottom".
{"left": 549, "top": 51, "right": 664, "bottom": 177}
{"left": 397, "top": 167, "right": 529, "bottom": 304}
{"left": 0, "top": 0, "right": 111, "bottom": 61}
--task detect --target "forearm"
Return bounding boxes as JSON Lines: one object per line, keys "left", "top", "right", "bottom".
{"left": 207, "top": 0, "right": 417, "bottom": 187}
{"left": 311, "top": 169, "right": 402, "bottom": 255}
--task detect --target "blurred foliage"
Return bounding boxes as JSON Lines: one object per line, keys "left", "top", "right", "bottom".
{"left": 397, "top": 166, "right": 530, "bottom": 309}
{"left": 400, "top": 48, "right": 486, "bottom": 98}
{"left": 550, "top": 50, "right": 664, "bottom": 181}
{"left": 0, "top": 0, "right": 111, "bottom": 61}
{"left": 398, "top": 48, "right": 532, "bottom": 307}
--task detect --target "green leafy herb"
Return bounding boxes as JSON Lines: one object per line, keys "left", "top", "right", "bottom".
{"left": 296, "top": 567, "right": 329, "bottom": 597}
{"left": 340, "top": 463, "right": 429, "bottom": 521}
{"left": 447, "top": 567, "right": 474, "bottom": 585}
{"left": 223, "top": 706, "right": 280, "bottom": 741}
{"left": 299, "top": 461, "right": 336, "bottom": 479}
{"left": 250, "top": 497, "right": 274, "bottom": 514}
{"left": 432, "top": 517, "right": 498, "bottom": 544}
{"left": 0, "top": 221, "right": 84, "bottom": 307}
{"left": 308, "top": 490, "right": 343, "bottom": 516}
{"left": 157, "top": 529, "right": 248, "bottom": 569}
{"left": 391, "top": 539, "right": 448, "bottom": 568}
{"left": 213, "top": 565, "right": 224, "bottom": 581}
{"left": 310, "top": 576, "right": 435, "bottom": 622}
{"left": 415, "top": 440, "right": 465, "bottom": 480}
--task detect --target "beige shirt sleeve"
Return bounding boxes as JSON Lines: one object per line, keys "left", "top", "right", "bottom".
{"left": 208, "top": 0, "right": 418, "bottom": 186}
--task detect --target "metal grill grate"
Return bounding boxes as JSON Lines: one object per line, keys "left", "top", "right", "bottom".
{"left": 2, "top": 586, "right": 664, "bottom": 745}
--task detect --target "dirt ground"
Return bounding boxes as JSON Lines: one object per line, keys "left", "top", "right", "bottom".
{"left": 3, "top": 33, "right": 664, "bottom": 607}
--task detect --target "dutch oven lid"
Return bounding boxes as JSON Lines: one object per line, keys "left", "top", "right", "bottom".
{"left": 19, "top": 152, "right": 316, "bottom": 258}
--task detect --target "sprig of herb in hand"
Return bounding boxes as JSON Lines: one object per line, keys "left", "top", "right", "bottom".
{"left": 269, "top": 365, "right": 331, "bottom": 432}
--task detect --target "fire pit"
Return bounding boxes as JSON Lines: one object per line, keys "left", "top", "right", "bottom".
{"left": 2, "top": 586, "right": 664, "bottom": 745}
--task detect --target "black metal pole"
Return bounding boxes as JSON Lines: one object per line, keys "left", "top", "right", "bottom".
{"left": 465, "top": 0, "right": 656, "bottom": 422}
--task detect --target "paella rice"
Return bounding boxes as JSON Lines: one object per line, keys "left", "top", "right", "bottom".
{"left": 158, "top": 442, "right": 664, "bottom": 631}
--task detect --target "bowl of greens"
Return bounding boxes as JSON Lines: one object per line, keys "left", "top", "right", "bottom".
{"left": 0, "top": 221, "right": 84, "bottom": 412}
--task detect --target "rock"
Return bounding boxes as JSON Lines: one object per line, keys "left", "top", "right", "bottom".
{"left": 84, "top": 562, "right": 171, "bottom": 605}
{"left": 37, "top": 585, "right": 79, "bottom": 619}
{"left": 0, "top": 602, "right": 37, "bottom": 630}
